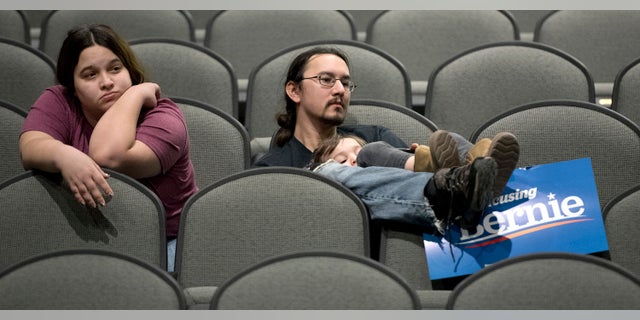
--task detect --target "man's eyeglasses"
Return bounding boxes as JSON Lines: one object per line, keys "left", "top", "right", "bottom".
{"left": 301, "top": 73, "right": 357, "bottom": 92}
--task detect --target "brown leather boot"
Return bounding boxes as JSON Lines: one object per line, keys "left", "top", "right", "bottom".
{"left": 415, "top": 130, "right": 461, "bottom": 172}
{"left": 465, "top": 138, "right": 491, "bottom": 164}
{"left": 466, "top": 133, "right": 520, "bottom": 196}
{"left": 414, "top": 145, "right": 435, "bottom": 172}
{"left": 486, "top": 132, "right": 520, "bottom": 197}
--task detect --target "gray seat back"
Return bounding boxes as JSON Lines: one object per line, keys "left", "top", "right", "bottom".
{"left": 602, "top": 184, "right": 640, "bottom": 277}
{"left": 0, "top": 100, "right": 27, "bottom": 184}
{"left": 131, "top": 39, "right": 239, "bottom": 119}
{"left": 0, "top": 10, "right": 30, "bottom": 43}
{"left": 534, "top": 10, "right": 640, "bottom": 103}
{"left": 470, "top": 99, "right": 640, "bottom": 210}
{"left": 611, "top": 56, "right": 640, "bottom": 126}
{"left": 446, "top": 252, "right": 640, "bottom": 309}
{"left": 203, "top": 10, "right": 356, "bottom": 80}
{"left": 211, "top": 251, "right": 420, "bottom": 310}
{"left": 0, "top": 38, "right": 56, "bottom": 112}
{"left": 425, "top": 41, "right": 594, "bottom": 138}
{"left": 366, "top": 10, "right": 519, "bottom": 108}
{"left": 39, "top": 10, "right": 195, "bottom": 60}
{"left": 0, "top": 249, "right": 186, "bottom": 309}
{"left": 175, "top": 167, "right": 370, "bottom": 289}
{"left": 0, "top": 169, "right": 167, "bottom": 271}
{"left": 172, "top": 96, "right": 250, "bottom": 189}
{"left": 344, "top": 99, "right": 438, "bottom": 145}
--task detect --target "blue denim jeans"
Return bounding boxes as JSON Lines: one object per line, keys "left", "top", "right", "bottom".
{"left": 314, "top": 161, "right": 438, "bottom": 231}
{"left": 167, "top": 238, "right": 176, "bottom": 273}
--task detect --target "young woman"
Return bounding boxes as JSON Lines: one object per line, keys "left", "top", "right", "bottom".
{"left": 19, "top": 24, "right": 198, "bottom": 272}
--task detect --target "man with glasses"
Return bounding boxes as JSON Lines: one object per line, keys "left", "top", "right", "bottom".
{"left": 252, "top": 46, "right": 520, "bottom": 237}
{"left": 254, "top": 46, "right": 469, "bottom": 168}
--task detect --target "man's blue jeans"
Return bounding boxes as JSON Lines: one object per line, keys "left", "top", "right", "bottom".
{"left": 314, "top": 161, "right": 439, "bottom": 233}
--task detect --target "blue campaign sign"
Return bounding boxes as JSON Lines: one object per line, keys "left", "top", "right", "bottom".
{"left": 423, "top": 157, "right": 609, "bottom": 280}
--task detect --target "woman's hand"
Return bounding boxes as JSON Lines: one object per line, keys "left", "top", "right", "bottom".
{"left": 57, "top": 146, "right": 114, "bottom": 208}
{"left": 20, "top": 131, "right": 114, "bottom": 208}
{"left": 134, "top": 82, "right": 161, "bottom": 109}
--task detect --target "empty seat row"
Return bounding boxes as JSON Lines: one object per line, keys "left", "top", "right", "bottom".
{"left": 5, "top": 10, "right": 640, "bottom": 106}
{"left": 6, "top": 10, "right": 555, "bottom": 46}
{"left": 1, "top": 246, "right": 638, "bottom": 309}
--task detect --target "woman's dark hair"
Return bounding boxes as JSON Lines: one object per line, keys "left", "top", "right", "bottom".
{"left": 56, "top": 24, "right": 146, "bottom": 94}
{"left": 274, "top": 47, "right": 350, "bottom": 147}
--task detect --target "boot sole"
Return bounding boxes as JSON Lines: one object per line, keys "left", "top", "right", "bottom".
{"left": 429, "top": 130, "right": 461, "bottom": 169}
{"left": 463, "top": 157, "right": 497, "bottom": 228}
{"left": 487, "top": 132, "right": 520, "bottom": 197}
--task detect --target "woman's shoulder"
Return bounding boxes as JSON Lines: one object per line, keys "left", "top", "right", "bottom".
{"left": 31, "top": 85, "right": 77, "bottom": 112}
{"left": 43, "top": 85, "right": 72, "bottom": 97}
{"left": 157, "top": 97, "right": 179, "bottom": 108}
{"left": 140, "top": 97, "right": 187, "bottom": 131}
{"left": 149, "top": 97, "right": 184, "bottom": 117}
